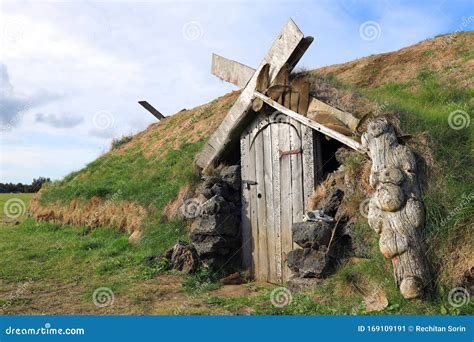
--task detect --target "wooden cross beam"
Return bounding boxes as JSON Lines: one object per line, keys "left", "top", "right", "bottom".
{"left": 138, "top": 101, "right": 166, "bottom": 120}
{"left": 254, "top": 91, "right": 364, "bottom": 152}
{"left": 196, "top": 19, "right": 311, "bottom": 169}
{"left": 211, "top": 54, "right": 360, "bottom": 132}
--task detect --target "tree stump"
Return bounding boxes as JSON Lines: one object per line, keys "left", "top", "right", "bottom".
{"left": 361, "top": 118, "right": 431, "bottom": 299}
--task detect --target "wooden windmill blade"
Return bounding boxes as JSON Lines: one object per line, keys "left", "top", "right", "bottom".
{"left": 138, "top": 101, "right": 165, "bottom": 120}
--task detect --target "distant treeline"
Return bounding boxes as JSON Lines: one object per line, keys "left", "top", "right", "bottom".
{"left": 0, "top": 177, "right": 51, "bottom": 193}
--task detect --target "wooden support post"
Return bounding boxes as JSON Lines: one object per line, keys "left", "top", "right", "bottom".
{"left": 362, "top": 117, "right": 431, "bottom": 299}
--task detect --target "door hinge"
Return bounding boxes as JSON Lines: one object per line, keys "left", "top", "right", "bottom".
{"left": 279, "top": 149, "right": 302, "bottom": 157}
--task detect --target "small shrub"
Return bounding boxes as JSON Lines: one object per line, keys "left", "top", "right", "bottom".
{"left": 110, "top": 135, "right": 133, "bottom": 150}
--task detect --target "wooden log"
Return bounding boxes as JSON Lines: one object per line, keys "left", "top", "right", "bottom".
{"left": 307, "top": 97, "right": 359, "bottom": 131}
{"left": 361, "top": 117, "right": 431, "bottom": 299}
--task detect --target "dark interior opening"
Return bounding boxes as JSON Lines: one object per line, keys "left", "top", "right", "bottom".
{"left": 318, "top": 132, "right": 344, "bottom": 180}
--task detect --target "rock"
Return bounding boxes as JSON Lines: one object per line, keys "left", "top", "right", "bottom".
{"left": 170, "top": 241, "right": 199, "bottom": 274}
{"left": 202, "top": 175, "right": 221, "bottom": 189}
{"left": 201, "top": 188, "right": 213, "bottom": 199}
{"left": 287, "top": 249, "right": 305, "bottom": 271}
{"left": 300, "top": 249, "right": 331, "bottom": 277}
{"left": 220, "top": 165, "right": 241, "bottom": 191}
{"left": 201, "top": 195, "right": 227, "bottom": 216}
{"left": 364, "top": 288, "right": 389, "bottom": 312}
{"left": 292, "top": 221, "right": 333, "bottom": 249}
{"left": 316, "top": 187, "right": 343, "bottom": 217}
{"left": 193, "top": 236, "right": 230, "bottom": 256}
{"left": 200, "top": 256, "right": 229, "bottom": 270}
{"left": 147, "top": 241, "right": 199, "bottom": 274}
{"left": 191, "top": 214, "right": 240, "bottom": 237}
{"left": 128, "top": 230, "right": 142, "bottom": 245}
{"left": 287, "top": 248, "right": 331, "bottom": 278}
{"left": 339, "top": 223, "right": 370, "bottom": 258}
{"left": 211, "top": 182, "right": 231, "bottom": 199}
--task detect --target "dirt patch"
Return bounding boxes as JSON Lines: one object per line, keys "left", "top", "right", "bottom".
{"left": 210, "top": 284, "right": 256, "bottom": 298}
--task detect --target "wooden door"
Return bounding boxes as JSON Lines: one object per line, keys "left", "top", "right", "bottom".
{"left": 240, "top": 113, "right": 316, "bottom": 283}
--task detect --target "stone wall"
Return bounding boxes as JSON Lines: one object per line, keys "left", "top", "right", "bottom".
{"left": 189, "top": 165, "right": 242, "bottom": 271}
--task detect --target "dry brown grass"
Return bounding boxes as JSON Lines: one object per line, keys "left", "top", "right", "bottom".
{"left": 28, "top": 193, "right": 148, "bottom": 235}
{"left": 315, "top": 31, "right": 474, "bottom": 88}
{"left": 112, "top": 91, "right": 240, "bottom": 160}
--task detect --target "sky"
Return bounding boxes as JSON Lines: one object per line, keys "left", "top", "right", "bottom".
{"left": 0, "top": 0, "right": 472, "bottom": 183}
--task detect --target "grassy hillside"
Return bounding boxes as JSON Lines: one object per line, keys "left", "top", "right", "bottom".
{"left": 311, "top": 32, "right": 473, "bottom": 288}
{"left": 29, "top": 91, "right": 239, "bottom": 256}
{"left": 15, "top": 31, "right": 474, "bottom": 315}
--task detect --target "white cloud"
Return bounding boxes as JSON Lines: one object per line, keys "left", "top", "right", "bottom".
{"left": 35, "top": 112, "right": 83, "bottom": 128}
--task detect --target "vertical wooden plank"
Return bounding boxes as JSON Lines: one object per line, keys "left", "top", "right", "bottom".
{"left": 263, "top": 124, "right": 276, "bottom": 283}
{"left": 240, "top": 129, "right": 252, "bottom": 271}
{"left": 313, "top": 132, "right": 324, "bottom": 183}
{"left": 301, "top": 126, "right": 315, "bottom": 210}
{"left": 279, "top": 121, "right": 293, "bottom": 282}
{"left": 248, "top": 125, "right": 259, "bottom": 279}
{"left": 289, "top": 120, "right": 304, "bottom": 253}
{"left": 271, "top": 123, "right": 282, "bottom": 283}
{"left": 254, "top": 130, "right": 268, "bottom": 281}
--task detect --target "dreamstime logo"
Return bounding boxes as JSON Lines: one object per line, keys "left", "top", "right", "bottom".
{"left": 1, "top": 279, "right": 33, "bottom": 310}
{"left": 173, "top": 281, "right": 210, "bottom": 314}
{"left": 440, "top": 192, "right": 473, "bottom": 227}
{"left": 270, "top": 287, "right": 292, "bottom": 308}
{"left": 92, "top": 287, "right": 115, "bottom": 308}
{"left": 182, "top": 21, "right": 203, "bottom": 41}
{"left": 440, "top": 16, "right": 474, "bottom": 48}
{"left": 447, "top": 287, "right": 470, "bottom": 308}
{"left": 181, "top": 198, "right": 202, "bottom": 219}
{"left": 359, "top": 21, "right": 381, "bottom": 41}
{"left": 448, "top": 110, "right": 470, "bottom": 130}
{"left": 3, "top": 17, "right": 26, "bottom": 43}
{"left": 270, "top": 110, "right": 288, "bottom": 123}
{"left": 359, "top": 198, "right": 371, "bottom": 218}
{"left": 92, "top": 110, "right": 114, "bottom": 130}
{"left": 85, "top": 190, "right": 122, "bottom": 227}
{"left": 3, "top": 198, "right": 26, "bottom": 220}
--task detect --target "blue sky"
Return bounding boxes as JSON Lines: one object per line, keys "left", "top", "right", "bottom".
{"left": 0, "top": 0, "right": 472, "bottom": 183}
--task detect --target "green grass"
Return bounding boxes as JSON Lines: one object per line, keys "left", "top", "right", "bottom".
{"left": 291, "top": 68, "right": 474, "bottom": 314}
{"left": 38, "top": 141, "right": 204, "bottom": 255}
{"left": 40, "top": 142, "right": 203, "bottom": 208}
{"left": 0, "top": 220, "right": 148, "bottom": 283}
{"left": 360, "top": 71, "right": 473, "bottom": 259}
{"left": 4, "top": 65, "right": 472, "bottom": 315}
{"left": 0, "top": 193, "right": 34, "bottom": 221}
{"left": 110, "top": 135, "right": 133, "bottom": 150}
